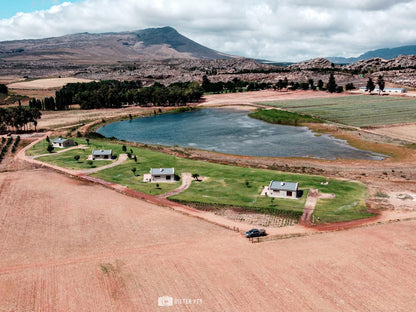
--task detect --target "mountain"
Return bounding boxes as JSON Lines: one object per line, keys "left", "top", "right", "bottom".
{"left": 0, "top": 26, "right": 232, "bottom": 63}
{"left": 328, "top": 44, "right": 416, "bottom": 64}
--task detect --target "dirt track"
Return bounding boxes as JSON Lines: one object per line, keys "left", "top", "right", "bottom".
{"left": 1, "top": 169, "right": 416, "bottom": 311}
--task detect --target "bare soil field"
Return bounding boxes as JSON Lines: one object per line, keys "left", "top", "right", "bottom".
{"left": 1, "top": 89, "right": 416, "bottom": 310}
{"left": 0, "top": 169, "right": 415, "bottom": 311}
{"left": 199, "top": 89, "right": 350, "bottom": 107}
{"left": 7, "top": 77, "right": 93, "bottom": 90}
{"left": 372, "top": 123, "right": 416, "bottom": 143}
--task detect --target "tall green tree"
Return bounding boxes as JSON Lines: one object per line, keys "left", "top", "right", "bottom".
{"left": 326, "top": 73, "right": 337, "bottom": 93}
{"left": 377, "top": 75, "right": 385, "bottom": 94}
{"left": 366, "top": 78, "right": 376, "bottom": 94}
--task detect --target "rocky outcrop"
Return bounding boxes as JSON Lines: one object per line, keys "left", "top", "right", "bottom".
{"left": 346, "top": 55, "right": 416, "bottom": 71}
{"left": 289, "top": 58, "right": 335, "bottom": 70}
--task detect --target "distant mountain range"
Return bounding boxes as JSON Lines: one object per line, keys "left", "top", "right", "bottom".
{"left": 0, "top": 26, "right": 232, "bottom": 63}
{"left": 328, "top": 45, "right": 416, "bottom": 64}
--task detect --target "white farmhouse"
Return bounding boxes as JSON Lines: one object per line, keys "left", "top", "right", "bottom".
{"left": 52, "top": 137, "right": 75, "bottom": 148}
{"left": 268, "top": 181, "right": 299, "bottom": 199}
{"left": 150, "top": 168, "right": 175, "bottom": 182}
{"left": 91, "top": 149, "right": 113, "bottom": 160}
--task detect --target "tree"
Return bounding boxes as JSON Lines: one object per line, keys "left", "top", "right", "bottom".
{"left": 47, "top": 143, "right": 54, "bottom": 153}
{"left": 317, "top": 79, "right": 324, "bottom": 90}
{"left": 366, "top": 78, "right": 375, "bottom": 94}
{"left": 326, "top": 73, "right": 337, "bottom": 93}
{"left": 377, "top": 75, "right": 385, "bottom": 94}
{"left": 192, "top": 173, "right": 200, "bottom": 181}
{"left": 345, "top": 83, "right": 355, "bottom": 91}
{"left": 74, "top": 155, "right": 80, "bottom": 162}
{"left": 131, "top": 167, "right": 137, "bottom": 176}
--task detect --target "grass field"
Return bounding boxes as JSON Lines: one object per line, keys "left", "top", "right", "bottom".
{"left": 28, "top": 138, "right": 370, "bottom": 222}
{"left": 248, "top": 109, "right": 322, "bottom": 125}
{"left": 89, "top": 141, "right": 369, "bottom": 223}
{"left": 260, "top": 95, "right": 416, "bottom": 127}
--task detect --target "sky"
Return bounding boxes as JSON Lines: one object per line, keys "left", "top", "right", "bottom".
{"left": 0, "top": 0, "right": 416, "bottom": 62}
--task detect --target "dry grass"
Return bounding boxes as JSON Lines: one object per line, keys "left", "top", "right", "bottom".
{"left": 7, "top": 77, "right": 93, "bottom": 90}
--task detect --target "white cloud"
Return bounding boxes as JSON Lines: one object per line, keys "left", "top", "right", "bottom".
{"left": 0, "top": 0, "right": 416, "bottom": 61}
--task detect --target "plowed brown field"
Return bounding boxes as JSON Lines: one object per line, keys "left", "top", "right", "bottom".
{"left": 1, "top": 169, "right": 416, "bottom": 311}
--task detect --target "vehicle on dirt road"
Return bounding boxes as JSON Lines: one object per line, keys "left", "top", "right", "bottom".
{"left": 245, "top": 228, "right": 266, "bottom": 238}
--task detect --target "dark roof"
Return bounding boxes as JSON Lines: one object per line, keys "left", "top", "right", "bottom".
{"left": 269, "top": 181, "right": 298, "bottom": 192}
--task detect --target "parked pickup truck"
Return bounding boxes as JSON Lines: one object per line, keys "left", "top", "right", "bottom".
{"left": 245, "top": 228, "right": 266, "bottom": 238}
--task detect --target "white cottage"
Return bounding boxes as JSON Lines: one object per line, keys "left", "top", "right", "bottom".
{"left": 150, "top": 168, "right": 175, "bottom": 182}
{"left": 91, "top": 149, "right": 113, "bottom": 160}
{"left": 268, "top": 181, "right": 299, "bottom": 199}
{"left": 52, "top": 137, "right": 75, "bottom": 148}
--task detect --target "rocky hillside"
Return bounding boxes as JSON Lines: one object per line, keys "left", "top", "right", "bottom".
{"left": 345, "top": 55, "right": 416, "bottom": 71}
{"left": 0, "top": 26, "right": 231, "bottom": 63}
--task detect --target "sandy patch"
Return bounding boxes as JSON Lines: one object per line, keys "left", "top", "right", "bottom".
{"left": 199, "top": 89, "right": 352, "bottom": 108}
{"left": 372, "top": 123, "right": 416, "bottom": 143}
{"left": 7, "top": 77, "right": 93, "bottom": 90}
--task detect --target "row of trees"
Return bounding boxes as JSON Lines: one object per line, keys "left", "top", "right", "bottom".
{"left": 0, "top": 106, "right": 41, "bottom": 133}
{"left": 53, "top": 80, "right": 203, "bottom": 110}
{"left": 29, "top": 97, "right": 64, "bottom": 111}
{"left": 201, "top": 76, "right": 271, "bottom": 93}
{"left": 365, "top": 75, "right": 385, "bottom": 93}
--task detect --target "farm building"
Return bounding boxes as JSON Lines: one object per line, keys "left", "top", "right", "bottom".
{"left": 91, "top": 149, "right": 113, "bottom": 160}
{"left": 149, "top": 168, "right": 175, "bottom": 182}
{"left": 359, "top": 87, "right": 407, "bottom": 93}
{"left": 268, "top": 181, "right": 299, "bottom": 199}
{"left": 52, "top": 138, "right": 75, "bottom": 148}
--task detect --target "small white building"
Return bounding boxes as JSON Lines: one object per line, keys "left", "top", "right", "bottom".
{"left": 268, "top": 181, "right": 299, "bottom": 199}
{"left": 359, "top": 86, "right": 407, "bottom": 93}
{"left": 91, "top": 149, "right": 113, "bottom": 160}
{"left": 52, "top": 137, "right": 75, "bottom": 148}
{"left": 150, "top": 168, "right": 175, "bottom": 182}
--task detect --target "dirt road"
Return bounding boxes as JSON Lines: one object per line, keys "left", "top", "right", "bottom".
{"left": 1, "top": 169, "right": 416, "bottom": 311}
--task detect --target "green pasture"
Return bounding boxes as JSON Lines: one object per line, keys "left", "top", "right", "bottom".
{"left": 90, "top": 142, "right": 370, "bottom": 223}
{"left": 260, "top": 95, "right": 416, "bottom": 127}
{"left": 248, "top": 109, "right": 322, "bottom": 125}
{"left": 28, "top": 138, "right": 371, "bottom": 223}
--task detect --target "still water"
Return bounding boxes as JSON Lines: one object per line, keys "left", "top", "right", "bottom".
{"left": 97, "top": 108, "right": 385, "bottom": 160}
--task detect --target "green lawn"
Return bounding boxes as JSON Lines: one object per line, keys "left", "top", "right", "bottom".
{"left": 36, "top": 149, "right": 112, "bottom": 170}
{"left": 27, "top": 137, "right": 123, "bottom": 169}
{"left": 249, "top": 109, "right": 322, "bottom": 125}
{"left": 260, "top": 95, "right": 416, "bottom": 127}
{"left": 90, "top": 141, "right": 370, "bottom": 223}
{"left": 29, "top": 138, "right": 371, "bottom": 223}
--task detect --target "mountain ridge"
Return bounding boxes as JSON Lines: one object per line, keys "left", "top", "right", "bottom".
{"left": 328, "top": 44, "right": 416, "bottom": 64}
{"left": 0, "top": 26, "right": 232, "bottom": 63}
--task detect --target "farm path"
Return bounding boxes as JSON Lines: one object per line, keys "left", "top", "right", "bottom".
{"left": 300, "top": 189, "right": 336, "bottom": 224}
{"left": 30, "top": 144, "right": 88, "bottom": 159}
{"left": 157, "top": 172, "right": 192, "bottom": 198}
{"left": 18, "top": 135, "right": 129, "bottom": 175}
{"left": 79, "top": 153, "right": 128, "bottom": 174}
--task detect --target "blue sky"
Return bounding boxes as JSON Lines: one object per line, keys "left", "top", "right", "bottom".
{"left": 0, "top": 0, "right": 82, "bottom": 19}
{"left": 0, "top": 0, "right": 415, "bottom": 61}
